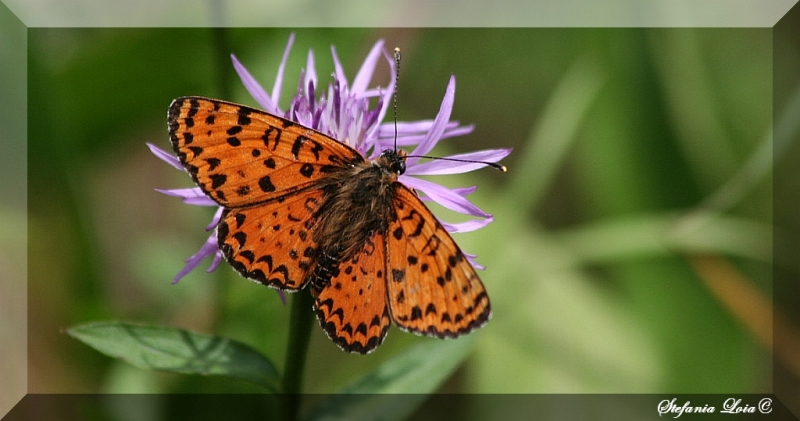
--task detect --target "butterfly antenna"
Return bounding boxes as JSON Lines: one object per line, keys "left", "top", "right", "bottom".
{"left": 406, "top": 154, "right": 508, "bottom": 172}
{"left": 393, "top": 47, "right": 401, "bottom": 152}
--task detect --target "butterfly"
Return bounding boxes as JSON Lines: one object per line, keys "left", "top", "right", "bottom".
{"left": 168, "top": 96, "right": 491, "bottom": 354}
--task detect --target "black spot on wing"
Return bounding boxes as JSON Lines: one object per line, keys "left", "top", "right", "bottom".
{"left": 259, "top": 176, "right": 276, "bottom": 192}
{"left": 299, "top": 163, "right": 314, "bottom": 178}
{"left": 410, "top": 306, "right": 422, "bottom": 321}
{"left": 210, "top": 173, "right": 227, "bottom": 189}
{"left": 237, "top": 108, "right": 252, "bottom": 126}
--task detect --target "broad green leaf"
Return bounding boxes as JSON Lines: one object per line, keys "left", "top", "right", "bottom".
{"left": 68, "top": 321, "right": 280, "bottom": 393}
{"left": 306, "top": 336, "right": 475, "bottom": 421}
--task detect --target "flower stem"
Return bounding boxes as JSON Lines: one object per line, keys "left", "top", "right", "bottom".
{"left": 282, "top": 290, "right": 315, "bottom": 421}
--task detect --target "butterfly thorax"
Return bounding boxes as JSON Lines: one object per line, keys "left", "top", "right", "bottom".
{"left": 307, "top": 149, "right": 406, "bottom": 291}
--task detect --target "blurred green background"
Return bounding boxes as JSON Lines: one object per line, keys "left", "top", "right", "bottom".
{"left": 18, "top": 24, "right": 798, "bottom": 417}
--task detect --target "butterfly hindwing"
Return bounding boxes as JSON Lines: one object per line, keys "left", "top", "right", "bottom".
{"left": 217, "top": 188, "right": 325, "bottom": 290}
{"left": 314, "top": 233, "right": 392, "bottom": 354}
{"left": 169, "top": 96, "right": 364, "bottom": 208}
{"left": 385, "top": 185, "right": 491, "bottom": 337}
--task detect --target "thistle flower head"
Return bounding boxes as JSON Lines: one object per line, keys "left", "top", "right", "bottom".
{"left": 150, "top": 34, "right": 510, "bottom": 284}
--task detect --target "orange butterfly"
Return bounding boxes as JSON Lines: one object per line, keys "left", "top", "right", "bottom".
{"left": 169, "top": 96, "right": 491, "bottom": 354}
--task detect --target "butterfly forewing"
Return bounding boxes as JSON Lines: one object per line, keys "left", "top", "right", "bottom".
{"left": 314, "top": 233, "right": 392, "bottom": 354}
{"left": 168, "top": 96, "right": 363, "bottom": 208}
{"left": 385, "top": 185, "right": 491, "bottom": 337}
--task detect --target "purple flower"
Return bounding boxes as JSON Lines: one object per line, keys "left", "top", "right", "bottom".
{"left": 149, "top": 34, "right": 510, "bottom": 284}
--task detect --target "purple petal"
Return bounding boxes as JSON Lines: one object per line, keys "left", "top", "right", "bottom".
{"left": 410, "top": 75, "right": 456, "bottom": 159}
{"left": 364, "top": 100, "right": 382, "bottom": 134}
{"left": 182, "top": 197, "right": 216, "bottom": 206}
{"left": 379, "top": 120, "right": 457, "bottom": 136}
{"left": 232, "top": 54, "right": 277, "bottom": 113}
{"left": 271, "top": 33, "right": 296, "bottom": 107}
{"left": 452, "top": 186, "right": 477, "bottom": 197}
{"left": 463, "top": 252, "right": 485, "bottom": 270}
{"left": 148, "top": 143, "right": 183, "bottom": 170}
{"left": 172, "top": 233, "right": 220, "bottom": 284}
{"left": 307, "top": 79, "right": 316, "bottom": 116}
{"left": 437, "top": 124, "right": 475, "bottom": 140}
{"left": 416, "top": 187, "right": 474, "bottom": 201}
{"left": 277, "top": 290, "right": 287, "bottom": 305}
{"left": 377, "top": 122, "right": 473, "bottom": 147}
{"left": 155, "top": 188, "right": 217, "bottom": 206}
{"left": 380, "top": 120, "right": 435, "bottom": 135}
{"left": 406, "top": 148, "right": 512, "bottom": 175}
{"left": 205, "top": 206, "right": 224, "bottom": 231}
{"left": 330, "top": 45, "right": 348, "bottom": 91}
{"left": 304, "top": 49, "right": 317, "bottom": 98}
{"left": 155, "top": 187, "right": 201, "bottom": 199}
{"left": 399, "top": 176, "right": 491, "bottom": 218}
{"left": 352, "top": 39, "right": 385, "bottom": 95}
{"left": 208, "top": 250, "right": 223, "bottom": 272}
{"left": 358, "top": 88, "right": 384, "bottom": 99}
{"left": 312, "top": 105, "right": 323, "bottom": 131}
{"left": 374, "top": 128, "right": 471, "bottom": 151}
{"left": 440, "top": 216, "right": 493, "bottom": 233}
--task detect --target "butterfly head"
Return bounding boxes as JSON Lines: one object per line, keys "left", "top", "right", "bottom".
{"left": 379, "top": 149, "right": 407, "bottom": 175}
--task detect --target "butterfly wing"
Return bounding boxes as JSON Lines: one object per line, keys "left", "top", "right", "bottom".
{"left": 314, "top": 233, "right": 392, "bottom": 354}
{"left": 168, "top": 96, "right": 363, "bottom": 207}
{"left": 217, "top": 188, "right": 325, "bottom": 290}
{"left": 385, "top": 185, "right": 491, "bottom": 337}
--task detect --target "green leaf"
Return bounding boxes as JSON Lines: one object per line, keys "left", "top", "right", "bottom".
{"left": 67, "top": 321, "right": 280, "bottom": 393}
{"left": 305, "top": 336, "right": 475, "bottom": 421}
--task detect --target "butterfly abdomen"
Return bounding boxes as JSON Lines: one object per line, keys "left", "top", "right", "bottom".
{"left": 307, "top": 248, "right": 341, "bottom": 294}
